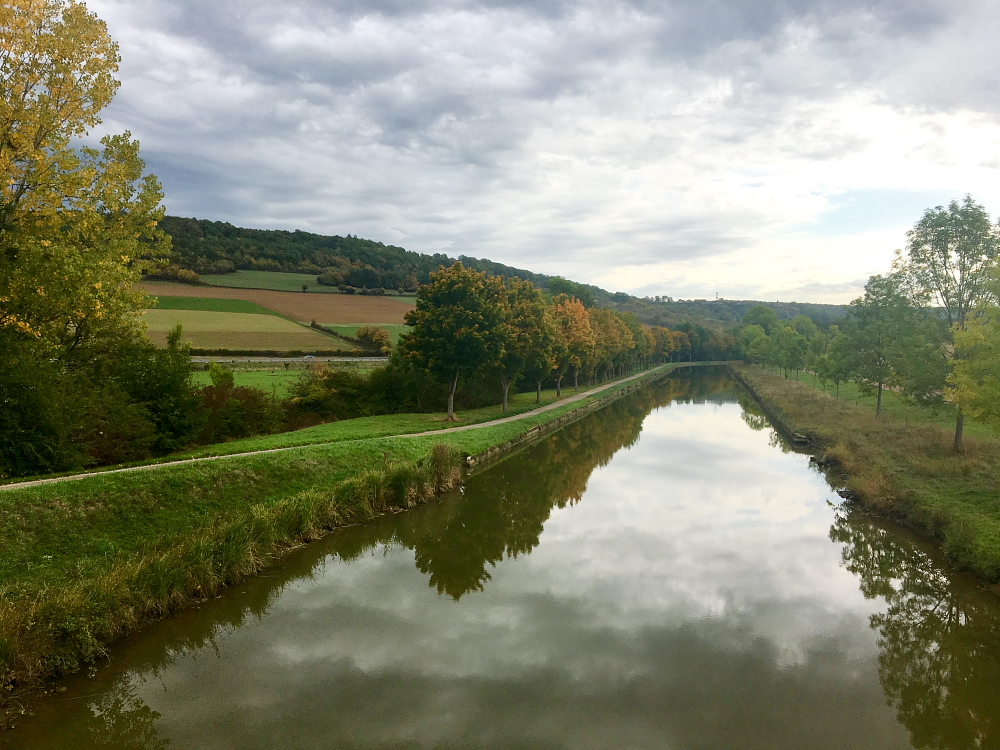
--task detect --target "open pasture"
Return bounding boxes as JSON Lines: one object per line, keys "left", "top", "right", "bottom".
{"left": 143, "top": 309, "right": 336, "bottom": 351}
{"left": 201, "top": 270, "right": 341, "bottom": 293}
{"left": 141, "top": 281, "right": 414, "bottom": 324}
{"left": 147, "top": 295, "right": 283, "bottom": 317}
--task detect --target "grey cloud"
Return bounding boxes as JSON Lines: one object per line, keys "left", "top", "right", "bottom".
{"left": 87, "top": 0, "right": 1000, "bottom": 299}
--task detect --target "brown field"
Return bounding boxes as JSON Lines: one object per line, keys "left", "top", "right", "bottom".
{"left": 140, "top": 282, "right": 414, "bottom": 324}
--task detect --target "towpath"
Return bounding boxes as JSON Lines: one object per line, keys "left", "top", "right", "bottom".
{"left": 2, "top": 364, "right": 680, "bottom": 492}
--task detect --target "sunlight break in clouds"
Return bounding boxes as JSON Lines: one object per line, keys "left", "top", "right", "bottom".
{"left": 88, "top": 0, "right": 1000, "bottom": 303}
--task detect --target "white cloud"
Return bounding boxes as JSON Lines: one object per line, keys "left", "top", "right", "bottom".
{"left": 86, "top": 0, "right": 1000, "bottom": 302}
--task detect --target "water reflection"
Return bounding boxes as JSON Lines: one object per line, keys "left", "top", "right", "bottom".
{"left": 8, "top": 368, "right": 1000, "bottom": 749}
{"left": 832, "top": 510, "right": 1000, "bottom": 749}
{"left": 333, "top": 368, "right": 734, "bottom": 600}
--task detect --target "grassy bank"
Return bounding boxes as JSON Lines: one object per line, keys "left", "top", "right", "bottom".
{"left": 0, "top": 364, "right": 683, "bottom": 706}
{"left": 734, "top": 364, "right": 1000, "bottom": 584}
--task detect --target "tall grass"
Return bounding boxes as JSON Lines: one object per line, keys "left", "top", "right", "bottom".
{"left": 735, "top": 364, "right": 1000, "bottom": 582}
{"left": 0, "top": 445, "right": 462, "bottom": 696}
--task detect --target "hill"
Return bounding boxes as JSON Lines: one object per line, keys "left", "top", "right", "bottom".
{"left": 157, "top": 216, "right": 847, "bottom": 330}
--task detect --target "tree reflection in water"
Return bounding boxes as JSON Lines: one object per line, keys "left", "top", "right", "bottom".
{"left": 333, "top": 366, "right": 737, "bottom": 599}
{"left": 831, "top": 509, "right": 1000, "bottom": 749}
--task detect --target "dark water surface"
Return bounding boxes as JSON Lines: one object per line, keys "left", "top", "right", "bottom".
{"left": 9, "top": 368, "right": 1000, "bottom": 749}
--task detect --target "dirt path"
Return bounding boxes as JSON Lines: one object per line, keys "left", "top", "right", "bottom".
{"left": 1, "top": 366, "right": 675, "bottom": 492}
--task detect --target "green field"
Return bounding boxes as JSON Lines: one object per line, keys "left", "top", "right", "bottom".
{"left": 200, "top": 270, "right": 418, "bottom": 298}
{"left": 147, "top": 295, "right": 283, "bottom": 316}
{"left": 324, "top": 323, "right": 411, "bottom": 345}
{"left": 792, "top": 371, "right": 1000, "bottom": 439}
{"left": 143, "top": 309, "right": 337, "bottom": 351}
{"left": 202, "top": 270, "right": 340, "bottom": 293}
{"left": 191, "top": 369, "right": 302, "bottom": 396}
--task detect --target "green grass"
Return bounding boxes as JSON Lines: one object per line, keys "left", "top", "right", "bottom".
{"left": 789, "top": 371, "right": 1000, "bottom": 440}
{"left": 191, "top": 369, "right": 303, "bottom": 397}
{"left": 0, "top": 364, "right": 682, "bottom": 700}
{"left": 322, "top": 323, "right": 411, "bottom": 345}
{"left": 737, "top": 365, "right": 1000, "bottom": 585}
{"left": 146, "top": 296, "right": 283, "bottom": 316}
{"left": 201, "top": 270, "right": 341, "bottom": 293}
{"left": 201, "top": 270, "right": 413, "bottom": 299}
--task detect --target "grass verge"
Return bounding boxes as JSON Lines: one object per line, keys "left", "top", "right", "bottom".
{"left": 0, "top": 364, "right": 683, "bottom": 709}
{"left": 734, "top": 364, "right": 1000, "bottom": 584}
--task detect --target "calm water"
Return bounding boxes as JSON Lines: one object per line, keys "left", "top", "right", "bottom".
{"left": 9, "top": 368, "right": 1000, "bottom": 749}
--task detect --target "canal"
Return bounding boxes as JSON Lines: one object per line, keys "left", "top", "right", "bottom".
{"left": 9, "top": 367, "right": 1000, "bottom": 749}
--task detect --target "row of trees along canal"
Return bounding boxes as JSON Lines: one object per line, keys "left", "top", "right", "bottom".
{"left": 397, "top": 261, "right": 735, "bottom": 420}
{"left": 734, "top": 195, "right": 1000, "bottom": 452}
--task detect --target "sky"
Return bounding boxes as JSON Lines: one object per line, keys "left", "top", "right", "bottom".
{"left": 86, "top": 0, "right": 1000, "bottom": 303}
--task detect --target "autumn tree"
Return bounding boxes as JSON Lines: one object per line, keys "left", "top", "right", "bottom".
{"left": 0, "top": 0, "right": 170, "bottom": 476}
{"left": 356, "top": 325, "right": 391, "bottom": 354}
{"left": 0, "top": 0, "right": 168, "bottom": 355}
{"left": 399, "top": 262, "right": 504, "bottom": 420}
{"left": 550, "top": 296, "right": 594, "bottom": 394}
{"left": 902, "top": 196, "right": 1000, "bottom": 449}
{"left": 495, "top": 277, "right": 554, "bottom": 411}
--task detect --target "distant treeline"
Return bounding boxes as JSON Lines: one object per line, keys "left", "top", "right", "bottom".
{"left": 158, "top": 216, "right": 844, "bottom": 330}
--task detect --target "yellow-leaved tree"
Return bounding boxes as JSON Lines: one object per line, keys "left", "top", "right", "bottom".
{"left": 0, "top": 0, "right": 168, "bottom": 355}
{"left": 0, "top": 0, "right": 173, "bottom": 477}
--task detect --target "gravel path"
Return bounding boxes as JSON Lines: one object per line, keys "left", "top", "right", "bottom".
{"left": 1, "top": 366, "right": 672, "bottom": 492}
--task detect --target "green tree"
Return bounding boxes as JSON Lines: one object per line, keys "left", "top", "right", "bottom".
{"left": 496, "top": 277, "right": 555, "bottom": 410}
{"left": 399, "top": 262, "right": 504, "bottom": 420}
{"left": 844, "top": 273, "right": 916, "bottom": 416}
{"left": 741, "top": 304, "right": 780, "bottom": 335}
{"left": 903, "top": 196, "right": 1000, "bottom": 449}
{"left": 737, "top": 324, "right": 770, "bottom": 365}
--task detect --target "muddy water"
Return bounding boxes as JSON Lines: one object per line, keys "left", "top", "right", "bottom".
{"left": 8, "top": 368, "right": 1000, "bottom": 749}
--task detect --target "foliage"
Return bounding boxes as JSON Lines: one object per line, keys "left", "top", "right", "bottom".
{"left": 496, "top": 277, "right": 556, "bottom": 409}
{"left": 355, "top": 325, "right": 392, "bottom": 354}
{"left": 399, "top": 262, "right": 505, "bottom": 419}
{"left": 951, "top": 304, "right": 1000, "bottom": 426}
{"left": 741, "top": 304, "right": 780, "bottom": 334}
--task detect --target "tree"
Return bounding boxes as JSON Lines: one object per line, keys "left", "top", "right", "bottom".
{"left": 823, "top": 332, "right": 853, "bottom": 397}
{"left": 741, "top": 304, "right": 780, "bottom": 335}
{"left": 550, "top": 296, "right": 594, "bottom": 394}
{"left": 844, "top": 273, "right": 915, "bottom": 416}
{"left": 737, "top": 324, "right": 769, "bottom": 365}
{"left": 0, "top": 0, "right": 166, "bottom": 351}
{"left": 495, "top": 277, "right": 554, "bottom": 411}
{"left": 0, "top": 0, "right": 169, "bottom": 476}
{"left": 398, "top": 262, "right": 504, "bottom": 420}
{"left": 903, "top": 196, "right": 1000, "bottom": 449}
{"left": 950, "top": 296, "right": 1000, "bottom": 427}
{"left": 356, "top": 325, "right": 391, "bottom": 354}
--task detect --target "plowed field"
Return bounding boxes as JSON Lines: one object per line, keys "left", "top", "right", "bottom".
{"left": 140, "top": 282, "right": 414, "bottom": 324}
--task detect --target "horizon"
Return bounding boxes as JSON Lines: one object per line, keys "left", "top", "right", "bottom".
{"left": 90, "top": 0, "right": 1000, "bottom": 304}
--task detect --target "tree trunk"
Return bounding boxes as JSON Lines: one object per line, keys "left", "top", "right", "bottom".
{"left": 876, "top": 382, "right": 883, "bottom": 417}
{"left": 447, "top": 372, "right": 459, "bottom": 421}
{"left": 500, "top": 375, "right": 510, "bottom": 412}
{"left": 536, "top": 379, "right": 541, "bottom": 403}
{"left": 954, "top": 411, "right": 965, "bottom": 452}
{"left": 556, "top": 374, "right": 563, "bottom": 397}
{"left": 574, "top": 368, "right": 579, "bottom": 391}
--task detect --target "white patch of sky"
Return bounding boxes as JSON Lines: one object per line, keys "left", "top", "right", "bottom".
{"left": 88, "top": 0, "right": 1000, "bottom": 303}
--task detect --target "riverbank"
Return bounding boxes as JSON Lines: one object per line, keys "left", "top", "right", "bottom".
{"left": 732, "top": 364, "right": 1000, "bottom": 586}
{"left": 0, "top": 363, "right": 688, "bottom": 712}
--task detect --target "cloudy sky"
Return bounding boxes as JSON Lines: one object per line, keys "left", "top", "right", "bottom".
{"left": 87, "top": 0, "right": 1000, "bottom": 303}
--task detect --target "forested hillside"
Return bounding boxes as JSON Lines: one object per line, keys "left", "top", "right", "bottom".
{"left": 160, "top": 216, "right": 549, "bottom": 290}
{"left": 158, "top": 216, "right": 845, "bottom": 329}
